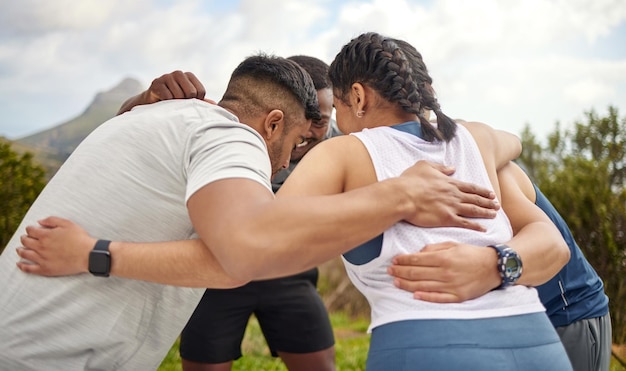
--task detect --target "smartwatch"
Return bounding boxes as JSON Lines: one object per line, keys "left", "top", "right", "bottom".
{"left": 488, "top": 244, "right": 523, "bottom": 289}
{"left": 88, "top": 240, "right": 111, "bottom": 277}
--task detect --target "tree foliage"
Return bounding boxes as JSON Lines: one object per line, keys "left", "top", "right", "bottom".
{"left": 518, "top": 105, "right": 626, "bottom": 343}
{"left": 0, "top": 142, "right": 46, "bottom": 253}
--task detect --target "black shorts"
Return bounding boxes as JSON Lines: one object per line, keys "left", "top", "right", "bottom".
{"left": 179, "top": 268, "right": 335, "bottom": 363}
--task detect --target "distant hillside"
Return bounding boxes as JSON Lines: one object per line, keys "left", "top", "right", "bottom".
{"left": 1, "top": 136, "right": 64, "bottom": 179}
{"left": 13, "top": 78, "right": 144, "bottom": 177}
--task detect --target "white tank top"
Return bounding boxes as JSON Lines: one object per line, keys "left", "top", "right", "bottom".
{"left": 346, "top": 122, "right": 545, "bottom": 332}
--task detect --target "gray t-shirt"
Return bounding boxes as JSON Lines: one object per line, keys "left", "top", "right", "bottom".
{"left": 0, "top": 99, "right": 271, "bottom": 370}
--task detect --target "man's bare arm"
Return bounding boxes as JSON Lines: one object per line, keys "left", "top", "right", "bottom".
{"left": 17, "top": 217, "right": 246, "bottom": 288}
{"left": 17, "top": 160, "right": 500, "bottom": 286}
{"left": 495, "top": 162, "right": 570, "bottom": 285}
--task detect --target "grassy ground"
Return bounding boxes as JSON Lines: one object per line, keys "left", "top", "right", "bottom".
{"left": 613, "top": 345, "right": 626, "bottom": 371}
{"left": 158, "top": 311, "right": 626, "bottom": 371}
{"left": 157, "top": 311, "right": 370, "bottom": 371}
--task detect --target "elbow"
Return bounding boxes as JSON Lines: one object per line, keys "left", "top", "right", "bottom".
{"left": 514, "top": 138, "right": 522, "bottom": 159}
{"left": 219, "top": 257, "right": 259, "bottom": 283}
{"left": 214, "top": 233, "right": 272, "bottom": 283}
{"left": 556, "top": 240, "right": 571, "bottom": 269}
{"left": 549, "top": 226, "right": 571, "bottom": 270}
{"left": 222, "top": 266, "right": 258, "bottom": 284}
{"left": 219, "top": 277, "right": 250, "bottom": 289}
{"left": 197, "top": 269, "right": 250, "bottom": 289}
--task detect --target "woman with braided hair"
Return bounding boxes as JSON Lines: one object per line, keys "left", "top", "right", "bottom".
{"left": 278, "top": 32, "right": 573, "bottom": 370}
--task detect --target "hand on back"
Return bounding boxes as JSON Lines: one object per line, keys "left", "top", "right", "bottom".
{"left": 399, "top": 161, "right": 499, "bottom": 232}
{"left": 117, "top": 71, "right": 213, "bottom": 115}
{"left": 143, "top": 70, "right": 210, "bottom": 104}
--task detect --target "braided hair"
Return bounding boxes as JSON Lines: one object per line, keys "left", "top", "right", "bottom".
{"left": 328, "top": 32, "right": 456, "bottom": 142}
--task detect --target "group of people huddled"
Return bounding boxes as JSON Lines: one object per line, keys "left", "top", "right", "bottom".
{"left": 0, "top": 32, "right": 611, "bottom": 371}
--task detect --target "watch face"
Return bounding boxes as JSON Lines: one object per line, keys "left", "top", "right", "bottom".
{"left": 89, "top": 250, "right": 111, "bottom": 276}
{"left": 504, "top": 256, "right": 521, "bottom": 278}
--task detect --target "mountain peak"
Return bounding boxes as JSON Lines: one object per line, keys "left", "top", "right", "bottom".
{"left": 91, "top": 77, "right": 145, "bottom": 106}
{"left": 16, "top": 77, "right": 146, "bottom": 171}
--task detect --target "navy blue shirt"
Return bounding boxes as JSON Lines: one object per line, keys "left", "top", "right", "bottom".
{"left": 533, "top": 185, "right": 609, "bottom": 327}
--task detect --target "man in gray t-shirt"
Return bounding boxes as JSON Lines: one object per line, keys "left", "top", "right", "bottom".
{"left": 3, "top": 56, "right": 503, "bottom": 370}
{"left": 0, "top": 54, "right": 318, "bottom": 370}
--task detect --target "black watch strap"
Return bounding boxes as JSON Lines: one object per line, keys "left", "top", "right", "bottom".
{"left": 93, "top": 239, "right": 111, "bottom": 252}
{"left": 89, "top": 240, "right": 112, "bottom": 277}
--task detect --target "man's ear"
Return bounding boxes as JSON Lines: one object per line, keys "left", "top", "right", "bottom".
{"left": 263, "top": 109, "right": 285, "bottom": 140}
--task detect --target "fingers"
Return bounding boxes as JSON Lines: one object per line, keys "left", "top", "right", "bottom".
{"left": 390, "top": 244, "right": 453, "bottom": 267}
{"left": 456, "top": 202, "right": 499, "bottom": 218}
{"left": 20, "top": 233, "right": 37, "bottom": 249}
{"left": 161, "top": 78, "right": 182, "bottom": 99}
{"left": 149, "top": 77, "right": 174, "bottom": 101}
{"left": 163, "top": 71, "right": 187, "bottom": 98}
{"left": 419, "top": 160, "right": 455, "bottom": 176}
{"left": 390, "top": 250, "right": 447, "bottom": 267}
{"left": 15, "top": 246, "right": 55, "bottom": 276}
{"left": 392, "top": 276, "right": 466, "bottom": 303}
{"left": 183, "top": 72, "right": 206, "bottom": 99}
{"left": 391, "top": 276, "right": 433, "bottom": 292}
{"left": 388, "top": 258, "right": 445, "bottom": 279}
{"left": 413, "top": 291, "right": 462, "bottom": 303}
{"left": 37, "top": 216, "right": 67, "bottom": 228}
{"left": 453, "top": 179, "right": 496, "bottom": 201}
{"left": 392, "top": 275, "right": 464, "bottom": 303}
{"left": 24, "top": 225, "right": 49, "bottom": 240}
{"left": 16, "top": 246, "right": 40, "bottom": 263}
{"left": 16, "top": 260, "right": 42, "bottom": 275}
{"left": 151, "top": 71, "right": 206, "bottom": 101}
{"left": 15, "top": 253, "right": 54, "bottom": 277}
{"left": 388, "top": 265, "right": 431, "bottom": 281}
{"left": 446, "top": 215, "right": 487, "bottom": 232}
{"left": 419, "top": 241, "right": 456, "bottom": 252}
{"left": 390, "top": 253, "right": 430, "bottom": 269}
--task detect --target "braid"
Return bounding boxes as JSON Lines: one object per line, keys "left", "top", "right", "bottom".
{"left": 394, "top": 38, "right": 457, "bottom": 142}
{"left": 329, "top": 32, "right": 456, "bottom": 142}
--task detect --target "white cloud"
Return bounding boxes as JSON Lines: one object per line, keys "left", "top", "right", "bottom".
{"left": 564, "top": 79, "right": 614, "bottom": 105}
{"left": 0, "top": 0, "right": 625, "bottom": 140}
{"left": 0, "top": 0, "right": 142, "bottom": 36}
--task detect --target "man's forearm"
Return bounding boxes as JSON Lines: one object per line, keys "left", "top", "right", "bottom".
{"left": 109, "top": 239, "right": 248, "bottom": 288}
{"left": 505, "top": 222, "right": 570, "bottom": 287}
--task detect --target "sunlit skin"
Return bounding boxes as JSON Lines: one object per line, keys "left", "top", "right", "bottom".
{"left": 289, "top": 88, "right": 334, "bottom": 161}
{"left": 268, "top": 121, "right": 309, "bottom": 177}
{"left": 332, "top": 96, "right": 355, "bottom": 134}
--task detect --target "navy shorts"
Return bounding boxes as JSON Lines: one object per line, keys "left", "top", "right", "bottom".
{"left": 179, "top": 268, "right": 335, "bottom": 363}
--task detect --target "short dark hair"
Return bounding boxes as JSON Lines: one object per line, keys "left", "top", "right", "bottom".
{"left": 287, "top": 55, "right": 331, "bottom": 90}
{"left": 224, "top": 53, "right": 321, "bottom": 122}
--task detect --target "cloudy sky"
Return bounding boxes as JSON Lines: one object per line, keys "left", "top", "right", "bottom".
{"left": 1, "top": 0, "right": 625, "bottom": 141}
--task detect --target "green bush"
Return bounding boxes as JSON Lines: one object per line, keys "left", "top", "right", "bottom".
{"left": 0, "top": 141, "right": 46, "bottom": 253}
